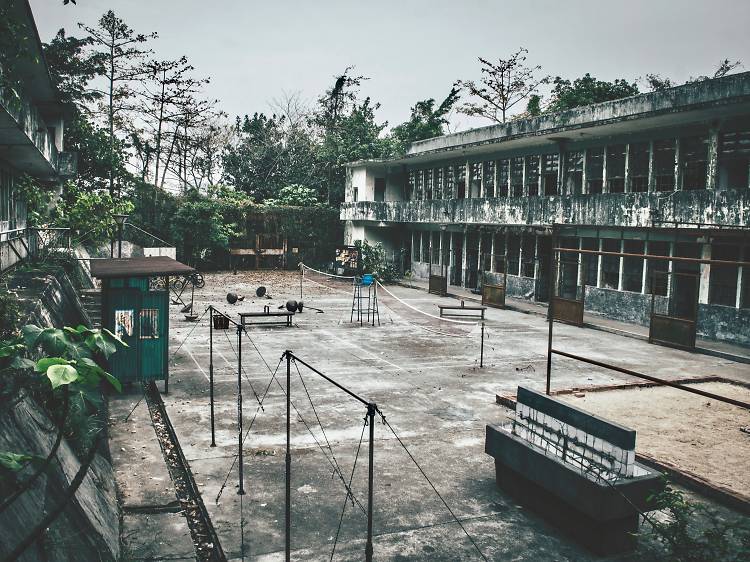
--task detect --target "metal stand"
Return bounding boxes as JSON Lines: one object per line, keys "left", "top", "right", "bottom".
{"left": 351, "top": 280, "right": 380, "bottom": 326}
{"left": 480, "top": 321, "right": 485, "bottom": 368}
{"left": 237, "top": 323, "right": 245, "bottom": 495}
{"left": 365, "top": 402, "right": 375, "bottom": 562}
{"left": 285, "top": 351, "right": 291, "bottom": 562}
{"left": 209, "top": 307, "right": 216, "bottom": 446}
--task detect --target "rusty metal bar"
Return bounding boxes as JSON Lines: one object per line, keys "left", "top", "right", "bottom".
{"left": 550, "top": 348, "right": 750, "bottom": 410}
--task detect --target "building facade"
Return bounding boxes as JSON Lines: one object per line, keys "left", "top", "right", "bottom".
{"left": 341, "top": 73, "right": 750, "bottom": 346}
{"left": 0, "top": 0, "right": 75, "bottom": 272}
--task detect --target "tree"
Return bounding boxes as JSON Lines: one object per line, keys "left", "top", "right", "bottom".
{"left": 546, "top": 73, "right": 640, "bottom": 112}
{"left": 42, "top": 29, "right": 105, "bottom": 109}
{"left": 391, "top": 87, "right": 460, "bottom": 152}
{"left": 455, "top": 48, "right": 549, "bottom": 124}
{"left": 264, "top": 184, "right": 320, "bottom": 207}
{"left": 646, "top": 59, "right": 743, "bottom": 92}
{"left": 80, "top": 11, "right": 157, "bottom": 196}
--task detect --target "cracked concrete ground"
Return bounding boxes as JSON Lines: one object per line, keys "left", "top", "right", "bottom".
{"left": 116, "top": 270, "right": 750, "bottom": 561}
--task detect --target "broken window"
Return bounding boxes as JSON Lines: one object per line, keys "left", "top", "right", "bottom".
{"left": 586, "top": 148, "right": 604, "bottom": 194}
{"left": 414, "top": 170, "right": 423, "bottom": 199}
{"left": 525, "top": 155, "right": 540, "bottom": 196}
{"left": 374, "top": 178, "right": 385, "bottom": 202}
{"left": 445, "top": 166, "right": 455, "bottom": 199}
{"left": 406, "top": 170, "right": 415, "bottom": 200}
{"left": 646, "top": 241, "right": 670, "bottom": 296}
{"left": 741, "top": 248, "right": 749, "bottom": 309}
{"left": 413, "top": 232, "right": 420, "bottom": 262}
{"left": 629, "top": 142, "right": 650, "bottom": 193}
{"left": 709, "top": 242, "right": 740, "bottom": 307}
{"left": 497, "top": 160, "right": 509, "bottom": 197}
{"left": 565, "top": 151, "right": 584, "bottom": 195}
{"left": 600, "top": 239, "right": 621, "bottom": 289}
{"left": 511, "top": 157, "right": 524, "bottom": 197}
{"left": 493, "top": 233, "right": 506, "bottom": 273}
{"left": 470, "top": 162, "right": 482, "bottom": 198}
{"left": 480, "top": 231, "right": 493, "bottom": 271}
{"left": 507, "top": 234, "right": 521, "bottom": 276}
{"left": 483, "top": 160, "right": 495, "bottom": 198}
{"left": 622, "top": 240, "right": 645, "bottom": 293}
{"left": 421, "top": 232, "right": 430, "bottom": 263}
{"left": 654, "top": 139, "right": 676, "bottom": 192}
{"left": 558, "top": 237, "right": 580, "bottom": 299}
{"left": 456, "top": 164, "right": 466, "bottom": 199}
{"left": 542, "top": 154, "right": 559, "bottom": 196}
{"left": 139, "top": 309, "right": 159, "bottom": 339}
{"left": 606, "top": 145, "right": 626, "bottom": 193}
{"left": 434, "top": 168, "right": 444, "bottom": 200}
{"left": 521, "top": 235, "right": 536, "bottom": 278}
{"left": 581, "top": 238, "right": 598, "bottom": 286}
{"left": 424, "top": 169, "right": 433, "bottom": 200}
{"left": 681, "top": 135, "right": 708, "bottom": 190}
{"left": 719, "top": 130, "right": 750, "bottom": 190}
{"left": 431, "top": 231, "right": 441, "bottom": 264}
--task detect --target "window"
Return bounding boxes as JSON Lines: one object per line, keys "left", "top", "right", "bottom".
{"left": 424, "top": 169, "right": 433, "bottom": 200}
{"left": 709, "top": 242, "right": 740, "bottom": 307}
{"left": 719, "top": 130, "right": 750, "bottom": 190}
{"left": 421, "top": 232, "right": 430, "bottom": 263}
{"left": 629, "top": 142, "right": 649, "bottom": 193}
{"left": 407, "top": 171, "right": 415, "bottom": 200}
{"left": 511, "top": 158, "right": 524, "bottom": 197}
{"left": 374, "top": 178, "right": 385, "bottom": 202}
{"left": 0, "top": 167, "right": 13, "bottom": 223}
{"left": 606, "top": 145, "right": 626, "bottom": 193}
{"left": 525, "top": 155, "right": 540, "bottom": 196}
{"left": 581, "top": 238, "right": 598, "bottom": 286}
{"left": 647, "top": 241, "right": 670, "bottom": 296}
{"left": 542, "top": 154, "right": 559, "bottom": 196}
{"left": 445, "top": 166, "right": 455, "bottom": 199}
{"left": 600, "top": 239, "right": 621, "bottom": 289}
{"left": 741, "top": 248, "right": 749, "bottom": 309}
{"left": 622, "top": 240, "right": 644, "bottom": 292}
{"left": 586, "top": 148, "right": 604, "bottom": 194}
{"left": 497, "top": 160, "right": 509, "bottom": 197}
{"left": 480, "top": 232, "right": 493, "bottom": 271}
{"left": 507, "top": 234, "right": 521, "bottom": 276}
{"left": 140, "top": 309, "right": 159, "bottom": 339}
{"left": 565, "top": 151, "right": 583, "bottom": 194}
{"left": 493, "top": 233, "right": 506, "bottom": 273}
{"left": 431, "top": 231, "right": 441, "bottom": 264}
{"left": 559, "top": 237, "right": 579, "bottom": 299}
{"left": 521, "top": 235, "right": 536, "bottom": 278}
{"left": 415, "top": 170, "right": 423, "bottom": 199}
{"left": 114, "top": 310, "right": 134, "bottom": 338}
{"left": 456, "top": 164, "right": 466, "bottom": 199}
{"left": 469, "top": 163, "right": 482, "bottom": 198}
{"left": 681, "top": 136, "right": 708, "bottom": 190}
{"left": 654, "top": 139, "right": 676, "bottom": 192}
{"left": 483, "top": 161, "right": 495, "bottom": 198}
{"left": 413, "top": 232, "right": 420, "bottom": 262}
{"left": 434, "top": 168, "right": 444, "bottom": 200}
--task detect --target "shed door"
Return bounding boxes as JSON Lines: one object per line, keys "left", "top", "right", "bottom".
{"left": 139, "top": 292, "right": 166, "bottom": 380}
{"left": 109, "top": 289, "right": 140, "bottom": 383}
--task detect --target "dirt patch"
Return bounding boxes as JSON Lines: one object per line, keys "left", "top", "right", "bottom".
{"left": 558, "top": 382, "right": 750, "bottom": 500}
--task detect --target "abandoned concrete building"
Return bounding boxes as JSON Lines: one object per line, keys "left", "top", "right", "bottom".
{"left": 341, "top": 72, "right": 750, "bottom": 346}
{"left": 0, "top": 0, "right": 75, "bottom": 273}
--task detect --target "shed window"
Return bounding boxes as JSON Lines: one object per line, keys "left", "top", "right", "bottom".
{"left": 114, "top": 310, "right": 134, "bottom": 338}
{"left": 140, "top": 309, "right": 159, "bottom": 339}
{"left": 586, "top": 148, "right": 604, "bottom": 194}
{"left": 565, "top": 151, "right": 583, "bottom": 195}
{"left": 629, "top": 142, "right": 649, "bottom": 193}
{"left": 542, "top": 154, "right": 559, "bottom": 196}
{"left": 607, "top": 145, "right": 626, "bottom": 193}
{"left": 681, "top": 136, "right": 708, "bottom": 190}
{"left": 654, "top": 139, "right": 676, "bottom": 192}
{"left": 525, "top": 155, "right": 540, "bottom": 196}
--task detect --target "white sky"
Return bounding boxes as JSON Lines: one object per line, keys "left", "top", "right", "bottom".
{"left": 30, "top": 0, "right": 750, "bottom": 132}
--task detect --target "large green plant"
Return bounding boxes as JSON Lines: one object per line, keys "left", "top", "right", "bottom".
{"left": 354, "top": 239, "right": 401, "bottom": 283}
{"left": 53, "top": 185, "right": 134, "bottom": 247}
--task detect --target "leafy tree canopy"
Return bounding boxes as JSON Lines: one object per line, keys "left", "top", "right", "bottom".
{"left": 391, "top": 87, "right": 460, "bottom": 153}
{"left": 546, "top": 73, "right": 640, "bottom": 112}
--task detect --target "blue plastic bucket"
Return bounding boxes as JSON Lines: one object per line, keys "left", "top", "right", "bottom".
{"left": 362, "top": 274, "right": 374, "bottom": 286}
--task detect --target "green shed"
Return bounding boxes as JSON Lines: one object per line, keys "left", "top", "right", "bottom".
{"left": 90, "top": 257, "right": 195, "bottom": 391}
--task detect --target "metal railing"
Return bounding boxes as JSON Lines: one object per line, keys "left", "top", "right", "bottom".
{"left": 0, "top": 226, "right": 71, "bottom": 275}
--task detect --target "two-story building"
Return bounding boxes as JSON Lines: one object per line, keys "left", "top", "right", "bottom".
{"left": 1, "top": 0, "right": 76, "bottom": 272}
{"left": 341, "top": 73, "right": 750, "bottom": 346}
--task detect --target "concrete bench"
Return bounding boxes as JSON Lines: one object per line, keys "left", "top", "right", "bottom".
{"left": 437, "top": 301, "right": 486, "bottom": 319}
{"left": 239, "top": 308, "right": 294, "bottom": 327}
{"left": 485, "top": 386, "right": 663, "bottom": 554}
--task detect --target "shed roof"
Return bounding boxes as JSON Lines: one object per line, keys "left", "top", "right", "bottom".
{"left": 90, "top": 257, "right": 195, "bottom": 279}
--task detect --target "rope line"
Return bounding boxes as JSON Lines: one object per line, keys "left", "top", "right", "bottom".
{"left": 330, "top": 419, "right": 367, "bottom": 561}
{"left": 383, "top": 418, "right": 489, "bottom": 561}
{"left": 169, "top": 308, "right": 208, "bottom": 364}
{"left": 221, "top": 327, "right": 262, "bottom": 407}
{"left": 376, "top": 281, "right": 478, "bottom": 325}
{"left": 301, "top": 263, "right": 356, "bottom": 280}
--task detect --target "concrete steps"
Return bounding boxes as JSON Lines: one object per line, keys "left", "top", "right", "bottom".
{"left": 79, "top": 288, "right": 102, "bottom": 328}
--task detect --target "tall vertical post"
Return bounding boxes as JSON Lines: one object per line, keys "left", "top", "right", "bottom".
{"left": 285, "top": 351, "right": 291, "bottom": 562}
{"left": 480, "top": 321, "right": 485, "bottom": 368}
{"left": 546, "top": 224, "right": 556, "bottom": 395}
{"left": 299, "top": 264, "right": 303, "bottom": 300}
{"left": 365, "top": 403, "right": 376, "bottom": 562}
{"left": 237, "top": 323, "right": 245, "bottom": 495}
{"left": 209, "top": 307, "right": 216, "bottom": 447}
{"left": 117, "top": 222, "right": 123, "bottom": 258}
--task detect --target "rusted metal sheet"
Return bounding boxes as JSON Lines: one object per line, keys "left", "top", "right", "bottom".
{"left": 552, "top": 296, "right": 584, "bottom": 326}
{"left": 649, "top": 313, "right": 697, "bottom": 350}
{"left": 428, "top": 274, "right": 447, "bottom": 296}
{"left": 482, "top": 283, "right": 506, "bottom": 309}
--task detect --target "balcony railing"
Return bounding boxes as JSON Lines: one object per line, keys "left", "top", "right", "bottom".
{"left": 0, "top": 227, "right": 71, "bottom": 274}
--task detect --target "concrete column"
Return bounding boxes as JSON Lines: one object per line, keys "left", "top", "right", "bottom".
{"left": 465, "top": 161, "right": 470, "bottom": 199}
{"left": 618, "top": 239, "right": 625, "bottom": 291}
{"left": 737, "top": 247, "right": 745, "bottom": 308}
{"left": 577, "top": 237, "right": 585, "bottom": 288}
{"left": 706, "top": 127, "right": 720, "bottom": 190}
{"left": 537, "top": 156, "right": 543, "bottom": 196}
{"left": 477, "top": 229, "right": 484, "bottom": 279}
{"left": 439, "top": 230, "right": 443, "bottom": 266}
{"left": 493, "top": 160, "right": 499, "bottom": 199}
{"left": 602, "top": 146, "right": 609, "bottom": 194}
{"left": 461, "top": 230, "right": 468, "bottom": 287}
{"left": 490, "top": 234, "right": 496, "bottom": 272}
{"left": 521, "top": 157, "right": 527, "bottom": 197}
{"left": 448, "top": 231, "right": 454, "bottom": 281}
{"left": 597, "top": 239, "right": 604, "bottom": 288}
{"left": 699, "top": 242, "right": 711, "bottom": 305}
{"left": 479, "top": 162, "right": 485, "bottom": 198}
{"left": 533, "top": 235, "right": 540, "bottom": 284}
{"left": 558, "top": 148, "right": 566, "bottom": 196}
{"left": 624, "top": 143, "right": 631, "bottom": 193}
{"left": 647, "top": 140, "right": 655, "bottom": 192}
{"left": 674, "top": 137, "right": 682, "bottom": 192}
{"left": 641, "top": 241, "right": 649, "bottom": 295}
{"left": 581, "top": 148, "right": 588, "bottom": 195}
{"left": 411, "top": 231, "right": 415, "bottom": 264}
{"left": 667, "top": 242, "right": 674, "bottom": 299}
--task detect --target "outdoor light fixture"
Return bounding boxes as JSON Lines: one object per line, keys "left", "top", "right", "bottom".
{"left": 377, "top": 221, "right": 387, "bottom": 227}
{"left": 439, "top": 223, "right": 447, "bottom": 231}
{"left": 112, "top": 213, "right": 129, "bottom": 258}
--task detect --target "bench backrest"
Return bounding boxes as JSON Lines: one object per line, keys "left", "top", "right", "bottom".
{"left": 513, "top": 386, "right": 636, "bottom": 479}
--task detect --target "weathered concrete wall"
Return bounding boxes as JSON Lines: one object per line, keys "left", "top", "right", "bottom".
{"left": 340, "top": 189, "right": 750, "bottom": 229}
{"left": 697, "top": 304, "right": 750, "bottom": 346}
{"left": 585, "top": 287, "right": 656, "bottom": 326}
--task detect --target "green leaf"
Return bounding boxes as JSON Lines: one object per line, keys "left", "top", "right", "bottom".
{"left": 101, "top": 328, "right": 128, "bottom": 348}
{"left": 45, "top": 364, "right": 79, "bottom": 389}
{"left": 37, "top": 328, "right": 70, "bottom": 356}
{"left": 0, "top": 451, "right": 33, "bottom": 472}
{"left": 9, "top": 356, "right": 35, "bottom": 370}
{"left": 0, "top": 344, "right": 23, "bottom": 358}
{"left": 21, "top": 325, "right": 43, "bottom": 348}
{"left": 85, "top": 332, "right": 116, "bottom": 358}
{"left": 35, "top": 357, "right": 70, "bottom": 373}
{"left": 102, "top": 372, "right": 122, "bottom": 393}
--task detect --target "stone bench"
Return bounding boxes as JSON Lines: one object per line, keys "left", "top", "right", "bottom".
{"left": 239, "top": 308, "right": 294, "bottom": 327}
{"left": 437, "top": 302, "right": 486, "bottom": 319}
{"left": 485, "top": 386, "right": 663, "bottom": 555}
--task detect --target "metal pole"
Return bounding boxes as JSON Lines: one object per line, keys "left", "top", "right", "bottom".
{"left": 285, "top": 351, "right": 291, "bottom": 562}
{"left": 209, "top": 307, "right": 216, "bottom": 447}
{"left": 365, "top": 403, "right": 375, "bottom": 562}
{"left": 299, "top": 264, "right": 303, "bottom": 300}
{"left": 546, "top": 224, "right": 556, "bottom": 395}
{"left": 117, "top": 223, "right": 123, "bottom": 258}
{"left": 480, "top": 321, "right": 485, "bottom": 368}
{"left": 237, "top": 323, "right": 245, "bottom": 495}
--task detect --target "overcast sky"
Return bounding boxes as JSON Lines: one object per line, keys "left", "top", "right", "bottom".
{"left": 30, "top": 0, "right": 750, "bottom": 132}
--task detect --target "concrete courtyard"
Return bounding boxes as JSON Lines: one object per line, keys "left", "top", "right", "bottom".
{"left": 114, "top": 270, "right": 750, "bottom": 561}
